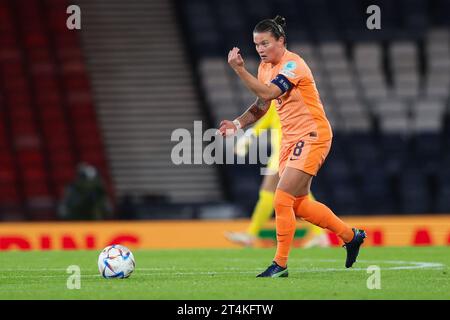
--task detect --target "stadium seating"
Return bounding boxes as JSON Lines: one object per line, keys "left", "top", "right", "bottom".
{"left": 0, "top": 0, "right": 112, "bottom": 220}
{"left": 1, "top": 0, "right": 449, "bottom": 218}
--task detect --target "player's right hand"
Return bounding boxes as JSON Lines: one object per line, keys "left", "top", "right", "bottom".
{"left": 217, "top": 120, "right": 238, "bottom": 137}
{"left": 228, "top": 47, "right": 245, "bottom": 71}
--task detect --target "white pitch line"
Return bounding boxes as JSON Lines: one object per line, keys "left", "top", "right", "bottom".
{"left": 356, "top": 260, "right": 445, "bottom": 270}
{"left": 0, "top": 259, "right": 445, "bottom": 278}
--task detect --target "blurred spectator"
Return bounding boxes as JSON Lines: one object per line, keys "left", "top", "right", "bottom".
{"left": 58, "top": 163, "right": 112, "bottom": 220}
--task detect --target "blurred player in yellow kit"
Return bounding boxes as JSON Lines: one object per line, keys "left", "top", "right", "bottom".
{"left": 225, "top": 101, "right": 330, "bottom": 248}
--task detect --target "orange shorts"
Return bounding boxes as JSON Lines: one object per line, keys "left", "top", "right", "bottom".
{"left": 279, "top": 136, "right": 332, "bottom": 177}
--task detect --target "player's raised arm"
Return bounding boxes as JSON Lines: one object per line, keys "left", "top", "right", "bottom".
{"left": 217, "top": 98, "right": 270, "bottom": 137}
{"left": 228, "top": 47, "right": 283, "bottom": 101}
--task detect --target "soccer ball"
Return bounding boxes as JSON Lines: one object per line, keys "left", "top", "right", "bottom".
{"left": 98, "top": 244, "right": 135, "bottom": 279}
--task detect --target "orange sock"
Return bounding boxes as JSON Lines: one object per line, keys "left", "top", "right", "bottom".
{"left": 273, "top": 189, "right": 297, "bottom": 268}
{"left": 294, "top": 195, "right": 354, "bottom": 243}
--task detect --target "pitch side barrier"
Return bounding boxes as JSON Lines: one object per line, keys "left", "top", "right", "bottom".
{"left": 0, "top": 215, "right": 449, "bottom": 250}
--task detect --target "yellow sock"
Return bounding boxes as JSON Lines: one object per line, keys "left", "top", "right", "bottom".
{"left": 311, "top": 224, "right": 325, "bottom": 235}
{"left": 247, "top": 190, "right": 275, "bottom": 237}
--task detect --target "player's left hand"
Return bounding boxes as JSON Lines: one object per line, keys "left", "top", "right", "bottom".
{"left": 228, "top": 47, "right": 245, "bottom": 71}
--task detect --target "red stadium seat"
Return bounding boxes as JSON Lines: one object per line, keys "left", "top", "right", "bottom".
{"left": 45, "top": 134, "right": 71, "bottom": 150}
{"left": 14, "top": 135, "right": 41, "bottom": 150}
{"left": 75, "top": 132, "right": 103, "bottom": 149}
{"left": 0, "top": 151, "right": 14, "bottom": 164}
{"left": 69, "top": 104, "right": 96, "bottom": 119}
{"left": 24, "top": 32, "right": 48, "bottom": 48}
{"left": 0, "top": 131, "right": 7, "bottom": 148}
{"left": 27, "top": 47, "right": 52, "bottom": 62}
{"left": 7, "top": 92, "right": 31, "bottom": 106}
{"left": 1, "top": 61, "right": 24, "bottom": 77}
{"left": 23, "top": 181, "right": 51, "bottom": 198}
{"left": 0, "top": 171, "right": 20, "bottom": 206}
{"left": 0, "top": 116, "right": 8, "bottom": 148}
{"left": 64, "top": 74, "right": 90, "bottom": 90}
{"left": 11, "top": 119, "right": 37, "bottom": 135}
{"left": 39, "top": 106, "right": 65, "bottom": 120}
{"left": 0, "top": 34, "right": 17, "bottom": 47}
{"left": 57, "top": 47, "right": 83, "bottom": 61}
{"left": 0, "top": 184, "right": 21, "bottom": 205}
{"left": 47, "top": 13, "right": 69, "bottom": 32}
{"left": 51, "top": 165, "right": 76, "bottom": 190}
{"left": 0, "top": 0, "right": 111, "bottom": 218}
{"left": 0, "top": 165, "right": 16, "bottom": 184}
{"left": 17, "top": 150, "right": 45, "bottom": 167}
{"left": 33, "top": 77, "right": 59, "bottom": 92}
{"left": 61, "top": 60, "right": 86, "bottom": 74}
{"left": 10, "top": 105, "right": 34, "bottom": 120}
{"left": 48, "top": 150, "right": 74, "bottom": 166}
{"left": 35, "top": 89, "right": 61, "bottom": 104}
{"left": 42, "top": 120, "right": 69, "bottom": 134}
{"left": 0, "top": 4, "right": 14, "bottom": 31}
{"left": 30, "top": 62, "right": 56, "bottom": 76}
{"left": 0, "top": 48, "right": 21, "bottom": 63}
{"left": 3, "top": 76, "right": 28, "bottom": 91}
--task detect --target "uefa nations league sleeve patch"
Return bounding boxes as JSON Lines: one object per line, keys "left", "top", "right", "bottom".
{"left": 280, "top": 60, "right": 297, "bottom": 78}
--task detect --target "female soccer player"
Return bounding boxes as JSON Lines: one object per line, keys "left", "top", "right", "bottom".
{"left": 224, "top": 102, "right": 330, "bottom": 249}
{"left": 218, "top": 16, "right": 366, "bottom": 277}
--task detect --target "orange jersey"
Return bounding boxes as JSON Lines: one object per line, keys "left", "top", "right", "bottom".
{"left": 257, "top": 49, "right": 333, "bottom": 148}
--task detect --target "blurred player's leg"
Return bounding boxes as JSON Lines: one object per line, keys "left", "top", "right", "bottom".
{"left": 225, "top": 170, "right": 278, "bottom": 247}
{"left": 246, "top": 172, "right": 278, "bottom": 236}
{"left": 303, "top": 225, "right": 331, "bottom": 248}
{"left": 246, "top": 190, "right": 275, "bottom": 236}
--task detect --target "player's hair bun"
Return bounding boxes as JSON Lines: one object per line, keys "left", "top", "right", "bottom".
{"left": 273, "top": 15, "right": 286, "bottom": 30}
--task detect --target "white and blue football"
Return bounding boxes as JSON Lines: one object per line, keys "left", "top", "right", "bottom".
{"left": 98, "top": 245, "right": 135, "bottom": 279}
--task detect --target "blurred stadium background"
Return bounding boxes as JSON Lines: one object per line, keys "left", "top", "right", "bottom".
{"left": 0, "top": 0, "right": 449, "bottom": 250}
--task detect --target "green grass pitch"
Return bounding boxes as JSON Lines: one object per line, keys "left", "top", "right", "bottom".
{"left": 0, "top": 247, "right": 449, "bottom": 300}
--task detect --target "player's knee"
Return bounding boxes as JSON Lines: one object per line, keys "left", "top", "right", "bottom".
{"left": 274, "top": 189, "right": 296, "bottom": 211}
{"left": 273, "top": 194, "right": 284, "bottom": 211}
{"left": 277, "top": 168, "right": 312, "bottom": 196}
